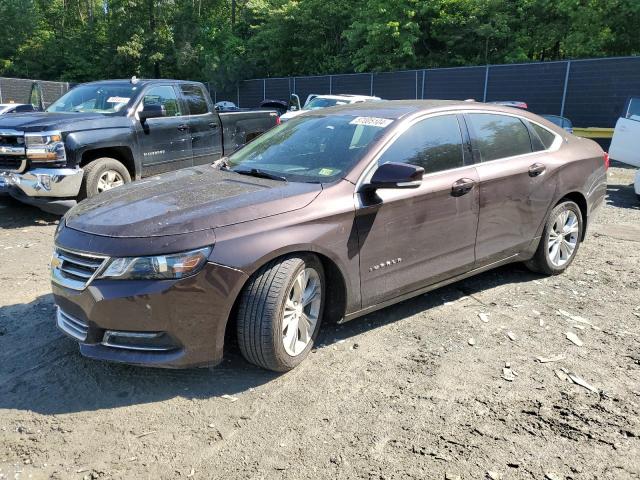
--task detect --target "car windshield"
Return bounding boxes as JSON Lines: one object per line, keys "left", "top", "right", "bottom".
{"left": 225, "top": 114, "right": 393, "bottom": 183}
{"left": 304, "top": 97, "right": 349, "bottom": 110}
{"left": 47, "top": 84, "right": 137, "bottom": 114}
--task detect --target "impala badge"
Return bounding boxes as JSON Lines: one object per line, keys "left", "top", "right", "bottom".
{"left": 369, "top": 257, "right": 402, "bottom": 272}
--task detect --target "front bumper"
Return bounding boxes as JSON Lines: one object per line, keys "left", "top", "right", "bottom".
{"left": 0, "top": 167, "right": 83, "bottom": 214}
{"left": 51, "top": 262, "right": 248, "bottom": 368}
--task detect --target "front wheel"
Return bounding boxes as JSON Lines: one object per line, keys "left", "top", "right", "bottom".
{"left": 79, "top": 157, "right": 131, "bottom": 199}
{"left": 525, "top": 200, "right": 583, "bottom": 275}
{"left": 236, "top": 254, "right": 325, "bottom": 372}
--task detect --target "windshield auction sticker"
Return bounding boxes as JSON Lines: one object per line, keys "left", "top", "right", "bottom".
{"left": 107, "top": 96, "right": 131, "bottom": 104}
{"left": 349, "top": 116, "right": 393, "bottom": 128}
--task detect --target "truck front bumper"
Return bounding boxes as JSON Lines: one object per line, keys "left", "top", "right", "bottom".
{"left": 0, "top": 167, "right": 83, "bottom": 214}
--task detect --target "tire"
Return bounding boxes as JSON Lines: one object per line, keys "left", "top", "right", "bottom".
{"left": 525, "top": 200, "right": 583, "bottom": 275}
{"left": 237, "top": 254, "right": 325, "bottom": 372}
{"left": 79, "top": 157, "right": 131, "bottom": 199}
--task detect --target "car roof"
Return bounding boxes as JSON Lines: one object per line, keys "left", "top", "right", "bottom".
{"left": 79, "top": 79, "right": 203, "bottom": 87}
{"left": 310, "top": 99, "right": 557, "bottom": 124}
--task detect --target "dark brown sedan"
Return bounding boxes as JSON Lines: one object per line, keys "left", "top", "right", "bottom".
{"left": 51, "top": 101, "right": 608, "bottom": 371}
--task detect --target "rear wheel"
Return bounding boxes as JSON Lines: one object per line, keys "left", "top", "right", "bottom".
{"left": 80, "top": 157, "right": 131, "bottom": 199}
{"left": 525, "top": 200, "right": 583, "bottom": 275}
{"left": 237, "top": 254, "right": 325, "bottom": 372}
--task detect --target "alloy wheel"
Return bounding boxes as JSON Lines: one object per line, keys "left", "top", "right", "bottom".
{"left": 97, "top": 170, "right": 125, "bottom": 193}
{"left": 282, "top": 267, "right": 321, "bottom": 356}
{"left": 547, "top": 209, "right": 579, "bottom": 267}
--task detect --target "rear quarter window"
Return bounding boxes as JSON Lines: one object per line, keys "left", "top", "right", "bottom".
{"left": 531, "top": 123, "right": 558, "bottom": 150}
{"left": 467, "top": 113, "right": 532, "bottom": 162}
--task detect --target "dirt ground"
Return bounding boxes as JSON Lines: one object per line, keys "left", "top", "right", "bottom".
{"left": 1, "top": 164, "right": 639, "bottom": 480}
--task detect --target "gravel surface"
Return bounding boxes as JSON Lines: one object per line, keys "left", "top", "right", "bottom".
{"left": 1, "top": 165, "right": 639, "bottom": 480}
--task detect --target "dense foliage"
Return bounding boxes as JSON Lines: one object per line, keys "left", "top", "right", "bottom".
{"left": 0, "top": 0, "right": 638, "bottom": 88}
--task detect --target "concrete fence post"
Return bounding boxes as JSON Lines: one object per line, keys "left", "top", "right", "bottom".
{"left": 370, "top": 73, "right": 374, "bottom": 96}
{"left": 263, "top": 79, "right": 266, "bottom": 101}
{"left": 560, "top": 60, "right": 572, "bottom": 117}
{"left": 329, "top": 75, "right": 333, "bottom": 94}
{"left": 236, "top": 84, "right": 240, "bottom": 107}
{"left": 421, "top": 70, "right": 426, "bottom": 99}
{"left": 0, "top": 79, "right": 3, "bottom": 103}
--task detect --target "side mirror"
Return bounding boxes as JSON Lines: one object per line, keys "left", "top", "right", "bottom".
{"left": 139, "top": 104, "right": 166, "bottom": 122}
{"left": 290, "top": 93, "right": 301, "bottom": 112}
{"left": 363, "top": 162, "right": 424, "bottom": 191}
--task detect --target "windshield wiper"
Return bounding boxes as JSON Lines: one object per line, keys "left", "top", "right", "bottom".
{"left": 233, "top": 168, "right": 287, "bottom": 182}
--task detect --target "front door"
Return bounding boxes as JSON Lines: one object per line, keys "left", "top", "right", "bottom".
{"left": 356, "top": 114, "right": 480, "bottom": 307}
{"left": 136, "top": 84, "right": 192, "bottom": 176}
{"left": 179, "top": 83, "right": 223, "bottom": 166}
{"left": 465, "top": 112, "right": 558, "bottom": 263}
{"left": 609, "top": 97, "right": 640, "bottom": 167}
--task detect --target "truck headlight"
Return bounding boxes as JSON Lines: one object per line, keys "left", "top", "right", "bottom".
{"left": 99, "top": 247, "right": 212, "bottom": 280}
{"left": 25, "top": 131, "right": 66, "bottom": 162}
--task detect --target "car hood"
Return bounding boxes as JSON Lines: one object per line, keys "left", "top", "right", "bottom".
{"left": 65, "top": 166, "right": 323, "bottom": 238}
{"left": 0, "top": 111, "right": 128, "bottom": 132}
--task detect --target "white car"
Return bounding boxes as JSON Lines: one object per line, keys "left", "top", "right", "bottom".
{"left": 279, "top": 94, "right": 381, "bottom": 122}
{"left": 609, "top": 96, "right": 640, "bottom": 199}
{"left": 0, "top": 103, "right": 36, "bottom": 114}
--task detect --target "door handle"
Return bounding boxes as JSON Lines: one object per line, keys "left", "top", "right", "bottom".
{"left": 451, "top": 178, "right": 475, "bottom": 197}
{"left": 177, "top": 124, "right": 189, "bottom": 132}
{"left": 528, "top": 163, "right": 546, "bottom": 177}
{"left": 208, "top": 122, "right": 219, "bottom": 129}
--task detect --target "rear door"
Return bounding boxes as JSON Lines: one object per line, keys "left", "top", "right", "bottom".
{"left": 357, "top": 114, "right": 480, "bottom": 306}
{"left": 179, "top": 83, "right": 223, "bottom": 166}
{"left": 466, "top": 112, "right": 558, "bottom": 264}
{"left": 136, "top": 84, "right": 192, "bottom": 176}
{"left": 609, "top": 97, "right": 640, "bottom": 167}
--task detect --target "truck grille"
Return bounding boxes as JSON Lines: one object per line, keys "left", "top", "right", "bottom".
{"left": 51, "top": 248, "right": 109, "bottom": 290}
{"left": 0, "top": 130, "right": 26, "bottom": 172}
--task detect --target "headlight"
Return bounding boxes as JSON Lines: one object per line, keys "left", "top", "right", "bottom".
{"left": 25, "top": 131, "right": 66, "bottom": 162}
{"left": 99, "top": 247, "right": 212, "bottom": 280}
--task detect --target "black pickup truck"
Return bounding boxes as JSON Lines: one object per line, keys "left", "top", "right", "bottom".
{"left": 0, "top": 78, "right": 279, "bottom": 214}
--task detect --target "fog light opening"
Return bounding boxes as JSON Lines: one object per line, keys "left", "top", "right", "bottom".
{"left": 102, "top": 330, "right": 178, "bottom": 352}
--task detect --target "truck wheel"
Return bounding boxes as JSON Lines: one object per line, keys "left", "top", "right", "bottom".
{"left": 80, "top": 158, "right": 131, "bottom": 199}
{"left": 237, "top": 254, "right": 325, "bottom": 372}
{"left": 525, "top": 200, "right": 583, "bottom": 275}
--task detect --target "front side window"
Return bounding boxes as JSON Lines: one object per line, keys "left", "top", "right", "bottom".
{"left": 467, "top": 113, "right": 532, "bottom": 162}
{"left": 226, "top": 114, "right": 392, "bottom": 183}
{"left": 141, "top": 86, "right": 182, "bottom": 117}
{"left": 626, "top": 97, "right": 640, "bottom": 121}
{"left": 47, "top": 83, "right": 136, "bottom": 114}
{"left": 377, "top": 115, "right": 465, "bottom": 174}
{"left": 180, "top": 85, "right": 209, "bottom": 115}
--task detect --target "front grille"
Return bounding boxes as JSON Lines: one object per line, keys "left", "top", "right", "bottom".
{"left": 0, "top": 155, "right": 24, "bottom": 171}
{"left": 56, "top": 307, "right": 89, "bottom": 341}
{"left": 0, "top": 131, "right": 26, "bottom": 172}
{"left": 51, "top": 248, "right": 109, "bottom": 290}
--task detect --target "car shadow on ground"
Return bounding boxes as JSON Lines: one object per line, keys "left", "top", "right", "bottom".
{"left": 606, "top": 182, "right": 639, "bottom": 210}
{"left": 0, "top": 264, "right": 541, "bottom": 415}
{"left": 0, "top": 196, "right": 60, "bottom": 228}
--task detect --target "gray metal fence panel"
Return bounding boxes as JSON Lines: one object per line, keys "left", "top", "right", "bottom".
{"left": 487, "top": 62, "right": 567, "bottom": 115}
{"left": 293, "top": 76, "right": 331, "bottom": 104}
{"left": 238, "top": 79, "right": 264, "bottom": 108}
{"left": 332, "top": 74, "right": 372, "bottom": 96}
{"left": 265, "top": 78, "right": 290, "bottom": 101}
{"left": 0, "top": 77, "right": 70, "bottom": 107}
{"left": 425, "top": 66, "right": 486, "bottom": 101}
{"left": 373, "top": 70, "right": 417, "bottom": 99}
{"left": 564, "top": 57, "right": 640, "bottom": 128}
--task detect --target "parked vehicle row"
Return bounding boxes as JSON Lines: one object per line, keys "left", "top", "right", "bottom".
{"left": 0, "top": 78, "right": 279, "bottom": 213}
{"left": 49, "top": 100, "right": 608, "bottom": 372}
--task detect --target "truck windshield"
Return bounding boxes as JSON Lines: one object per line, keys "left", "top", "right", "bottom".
{"left": 226, "top": 114, "right": 393, "bottom": 183}
{"left": 47, "top": 83, "right": 137, "bottom": 114}
{"left": 304, "top": 98, "right": 348, "bottom": 110}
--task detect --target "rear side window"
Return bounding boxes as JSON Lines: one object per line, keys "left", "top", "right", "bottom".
{"left": 531, "top": 123, "right": 557, "bottom": 150}
{"left": 377, "top": 115, "right": 464, "bottom": 174}
{"left": 467, "top": 113, "right": 532, "bottom": 162}
{"left": 180, "top": 84, "right": 209, "bottom": 115}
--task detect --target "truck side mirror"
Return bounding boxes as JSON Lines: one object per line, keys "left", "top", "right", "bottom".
{"left": 290, "top": 93, "right": 301, "bottom": 112}
{"left": 139, "top": 104, "right": 166, "bottom": 122}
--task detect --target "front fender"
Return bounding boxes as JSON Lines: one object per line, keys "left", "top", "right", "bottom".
{"left": 64, "top": 128, "right": 136, "bottom": 168}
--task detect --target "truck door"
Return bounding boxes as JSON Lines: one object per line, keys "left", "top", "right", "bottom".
{"left": 136, "top": 84, "right": 193, "bottom": 176}
{"left": 179, "top": 83, "right": 223, "bottom": 166}
{"left": 610, "top": 97, "right": 640, "bottom": 167}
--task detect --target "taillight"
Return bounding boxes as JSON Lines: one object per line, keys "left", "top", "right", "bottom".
{"left": 276, "top": 116, "right": 281, "bottom": 125}
{"left": 603, "top": 151, "right": 610, "bottom": 170}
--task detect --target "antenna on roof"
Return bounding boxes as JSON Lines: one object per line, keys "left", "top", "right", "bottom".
{"left": 130, "top": 76, "right": 139, "bottom": 85}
